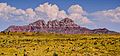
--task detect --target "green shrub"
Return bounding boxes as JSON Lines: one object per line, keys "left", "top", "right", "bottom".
{"left": 53, "top": 52, "right": 58, "bottom": 56}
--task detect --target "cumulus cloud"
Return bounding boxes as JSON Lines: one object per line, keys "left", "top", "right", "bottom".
{"left": 57, "top": 10, "right": 68, "bottom": 19}
{"left": 34, "top": 2, "right": 68, "bottom": 21}
{"left": 0, "top": 2, "right": 92, "bottom": 25}
{"left": 68, "top": 5, "right": 93, "bottom": 24}
{"left": 68, "top": 5, "right": 84, "bottom": 14}
{"left": 26, "top": 8, "right": 36, "bottom": 15}
{"left": 90, "top": 7, "right": 120, "bottom": 23}
{"left": 0, "top": 3, "right": 26, "bottom": 21}
{"left": 35, "top": 3, "right": 59, "bottom": 20}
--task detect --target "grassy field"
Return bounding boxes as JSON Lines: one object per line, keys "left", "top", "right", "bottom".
{"left": 0, "top": 32, "right": 120, "bottom": 56}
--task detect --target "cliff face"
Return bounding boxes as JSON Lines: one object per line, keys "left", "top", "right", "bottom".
{"left": 4, "top": 18, "right": 118, "bottom": 34}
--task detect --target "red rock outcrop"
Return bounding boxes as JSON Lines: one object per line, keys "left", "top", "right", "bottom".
{"left": 4, "top": 18, "right": 118, "bottom": 34}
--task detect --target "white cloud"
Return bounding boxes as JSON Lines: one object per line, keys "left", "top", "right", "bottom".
{"left": 26, "top": 8, "right": 36, "bottom": 15}
{"left": 57, "top": 10, "right": 68, "bottom": 19}
{"left": 68, "top": 5, "right": 84, "bottom": 14}
{"left": 0, "top": 3, "right": 26, "bottom": 21}
{"left": 13, "top": 9, "right": 26, "bottom": 15}
{"left": 90, "top": 7, "right": 120, "bottom": 23}
{"left": 35, "top": 2, "right": 68, "bottom": 21}
{"left": 68, "top": 5, "right": 93, "bottom": 24}
{"left": 0, "top": 3, "right": 92, "bottom": 25}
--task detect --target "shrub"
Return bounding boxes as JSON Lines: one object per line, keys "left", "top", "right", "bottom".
{"left": 53, "top": 52, "right": 58, "bottom": 56}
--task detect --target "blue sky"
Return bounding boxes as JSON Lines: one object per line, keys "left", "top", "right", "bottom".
{"left": 0, "top": 0, "right": 120, "bottom": 32}
{"left": 0, "top": 0, "right": 120, "bottom": 12}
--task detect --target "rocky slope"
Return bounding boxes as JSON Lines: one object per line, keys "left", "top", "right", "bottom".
{"left": 4, "top": 18, "right": 118, "bottom": 34}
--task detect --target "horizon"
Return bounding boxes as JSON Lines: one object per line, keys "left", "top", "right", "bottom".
{"left": 0, "top": 0, "right": 120, "bottom": 32}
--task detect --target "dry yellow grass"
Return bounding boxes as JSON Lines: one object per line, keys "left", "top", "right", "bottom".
{"left": 0, "top": 32, "right": 120, "bottom": 56}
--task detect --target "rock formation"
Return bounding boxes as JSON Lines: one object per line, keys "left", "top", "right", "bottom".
{"left": 4, "top": 18, "right": 118, "bottom": 34}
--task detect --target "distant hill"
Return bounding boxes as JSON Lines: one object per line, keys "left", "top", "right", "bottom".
{"left": 4, "top": 18, "right": 118, "bottom": 34}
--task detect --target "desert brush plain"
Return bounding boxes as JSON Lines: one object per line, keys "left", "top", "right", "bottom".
{"left": 0, "top": 32, "right": 120, "bottom": 56}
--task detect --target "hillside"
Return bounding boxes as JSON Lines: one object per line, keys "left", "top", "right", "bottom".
{"left": 4, "top": 18, "right": 118, "bottom": 34}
